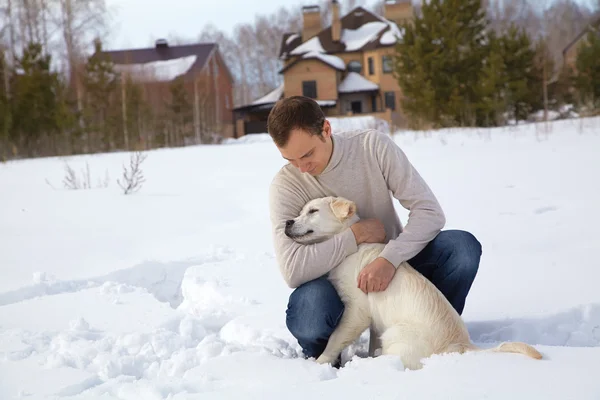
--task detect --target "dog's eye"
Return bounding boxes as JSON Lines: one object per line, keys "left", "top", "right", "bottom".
{"left": 308, "top": 209, "right": 318, "bottom": 214}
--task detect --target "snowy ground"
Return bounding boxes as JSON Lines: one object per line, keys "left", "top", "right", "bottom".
{"left": 1, "top": 116, "right": 600, "bottom": 399}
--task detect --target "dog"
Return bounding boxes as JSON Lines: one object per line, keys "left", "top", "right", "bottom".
{"left": 285, "top": 196, "right": 542, "bottom": 370}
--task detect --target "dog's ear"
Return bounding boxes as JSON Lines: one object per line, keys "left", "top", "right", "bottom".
{"left": 330, "top": 198, "right": 357, "bottom": 221}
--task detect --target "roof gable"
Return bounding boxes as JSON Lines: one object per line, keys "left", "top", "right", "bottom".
{"left": 100, "top": 42, "right": 216, "bottom": 82}
{"left": 280, "top": 50, "right": 346, "bottom": 73}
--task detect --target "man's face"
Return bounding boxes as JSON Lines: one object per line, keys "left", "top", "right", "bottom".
{"left": 277, "top": 120, "right": 333, "bottom": 176}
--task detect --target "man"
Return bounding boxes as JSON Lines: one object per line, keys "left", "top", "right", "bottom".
{"left": 267, "top": 96, "right": 481, "bottom": 363}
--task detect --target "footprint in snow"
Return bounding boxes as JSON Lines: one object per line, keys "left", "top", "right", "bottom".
{"left": 534, "top": 206, "right": 558, "bottom": 214}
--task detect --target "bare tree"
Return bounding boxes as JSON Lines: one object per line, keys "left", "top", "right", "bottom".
{"left": 57, "top": 0, "right": 108, "bottom": 124}
{"left": 117, "top": 151, "right": 147, "bottom": 195}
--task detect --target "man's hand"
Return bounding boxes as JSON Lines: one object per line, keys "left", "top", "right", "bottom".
{"left": 357, "top": 257, "right": 396, "bottom": 294}
{"left": 350, "top": 218, "right": 386, "bottom": 245}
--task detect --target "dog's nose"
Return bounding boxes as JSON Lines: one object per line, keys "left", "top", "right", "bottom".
{"left": 286, "top": 219, "right": 295, "bottom": 227}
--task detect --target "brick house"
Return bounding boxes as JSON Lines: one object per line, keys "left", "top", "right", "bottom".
{"left": 233, "top": 0, "right": 412, "bottom": 136}
{"left": 101, "top": 39, "right": 235, "bottom": 140}
{"left": 562, "top": 17, "right": 600, "bottom": 71}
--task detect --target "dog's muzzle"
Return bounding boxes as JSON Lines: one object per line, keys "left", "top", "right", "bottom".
{"left": 284, "top": 220, "right": 295, "bottom": 237}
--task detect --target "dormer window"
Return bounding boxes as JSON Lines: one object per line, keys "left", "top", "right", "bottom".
{"left": 347, "top": 60, "right": 362, "bottom": 74}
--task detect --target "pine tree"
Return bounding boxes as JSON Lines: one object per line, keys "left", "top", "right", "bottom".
{"left": 121, "top": 77, "right": 150, "bottom": 150}
{"left": 82, "top": 39, "right": 119, "bottom": 152}
{"left": 393, "top": 0, "right": 489, "bottom": 127}
{"left": 475, "top": 30, "right": 508, "bottom": 126}
{"left": 574, "top": 31, "right": 600, "bottom": 110}
{"left": 11, "top": 43, "right": 69, "bottom": 156}
{"left": 166, "top": 76, "right": 193, "bottom": 146}
{"left": 0, "top": 49, "right": 11, "bottom": 159}
{"left": 498, "top": 25, "right": 538, "bottom": 123}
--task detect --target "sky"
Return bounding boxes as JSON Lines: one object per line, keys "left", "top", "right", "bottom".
{"left": 103, "top": 0, "right": 598, "bottom": 50}
{"left": 103, "top": 0, "right": 327, "bottom": 49}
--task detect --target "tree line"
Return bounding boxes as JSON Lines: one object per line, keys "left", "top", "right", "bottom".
{"left": 1, "top": 0, "right": 598, "bottom": 160}
{"left": 393, "top": 0, "right": 600, "bottom": 128}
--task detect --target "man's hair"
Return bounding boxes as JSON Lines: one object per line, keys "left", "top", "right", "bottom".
{"left": 267, "top": 96, "right": 325, "bottom": 147}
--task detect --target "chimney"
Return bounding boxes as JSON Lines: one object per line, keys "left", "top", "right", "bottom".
{"left": 155, "top": 38, "right": 169, "bottom": 49}
{"left": 331, "top": 0, "right": 341, "bottom": 42}
{"left": 383, "top": 0, "right": 413, "bottom": 26}
{"left": 302, "top": 5, "right": 322, "bottom": 42}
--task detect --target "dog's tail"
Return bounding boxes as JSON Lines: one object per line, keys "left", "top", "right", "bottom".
{"left": 471, "top": 341, "right": 542, "bottom": 360}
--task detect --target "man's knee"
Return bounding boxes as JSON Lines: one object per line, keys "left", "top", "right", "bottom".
{"left": 437, "top": 230, "right": 482, "bottom": 278}
{"left": 286, "top": 277, "right": 344, "bottom": 342}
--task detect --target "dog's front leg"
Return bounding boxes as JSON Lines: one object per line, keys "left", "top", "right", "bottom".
{"left": 316, "top": 305, "right": 371, "bottom": 365}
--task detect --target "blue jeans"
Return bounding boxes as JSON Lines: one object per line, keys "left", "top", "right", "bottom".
{"left": 285, "top": 230, "right": 482, "bottom": 359}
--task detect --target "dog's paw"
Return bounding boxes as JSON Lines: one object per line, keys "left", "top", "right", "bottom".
{"left": 316, "top": 354, "right": 335, "bottom": 364}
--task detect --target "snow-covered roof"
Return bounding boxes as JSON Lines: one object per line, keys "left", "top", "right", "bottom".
{"left": 379, "top": 19, "right": 403, "bottom": 45}
{"left": 290, "top": 36, "right": 326, "bottom": 55}
{"left": 316, "top": 100, "right": 336, "bottom": 107}
{"left": 338, "top": 72, "right": 379, "bottom": 93}
{"left": 113, "top": 55, "right": 197, "bottom": 82}
{"left": 280, "top": 7, "right": 403, "bottom": 60}
{"left": 341, "top": 21, "right": 389, "bottom": 52}
{"left": 251, "top": 84, "right": 284, "bottom": 105}
{"left": 286, "top": 34, "right": 300, "bottom": 45}
{"left": 302, "top": 51, "right": 345, "bottom": 70}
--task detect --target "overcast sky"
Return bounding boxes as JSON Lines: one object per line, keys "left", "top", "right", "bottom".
{"left": 103, "top": 0, "right": 598, "bottom": 50}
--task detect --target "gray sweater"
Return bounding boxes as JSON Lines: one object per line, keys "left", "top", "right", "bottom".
{"left": 269, "top": 129, "right": 446, "bottom": 288}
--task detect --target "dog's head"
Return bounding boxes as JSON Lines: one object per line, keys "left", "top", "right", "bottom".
{"left": 284, "top": 196, "right": 359, "bottom": 244}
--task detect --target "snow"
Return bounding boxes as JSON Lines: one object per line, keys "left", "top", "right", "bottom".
{"left": 251, "top": 84, "right": 283, "bottom": 106}
{"left": 290, "top": 36, "right": 325, "bottom": 55}
{"left": 302, "top": 50, "right": 346, "bottom": 70}
{"left": 316, "top": 100, "right": 337, "bottom": 107}
{"left": 338, "top": 72, "right": 379, "bottom": 93}
{"left": 222, "top": 116, "right": 390, "bottom": 145}
{"left": 113, "top": 55, "right": 197, "bottom": 82}
{"left": 2, "top": 116, "right": 600, "bottom": 399}
{"left": 341, "top": 21, "right": 388, "bottom": 52}
{"left": 286, "top": 33, "right": 300, "bottom": 45}
{"left": 380, "top": 19, "right": 403, "bottom": 45}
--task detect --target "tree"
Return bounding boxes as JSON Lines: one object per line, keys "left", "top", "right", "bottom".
{"left": 574, "top": 31, "right": 600, "bottom": 110}
{"left": 475, "top": 31, "right": 507, "bottom": 126}
{"left": 498, "top": 25, "right": 539, "bottom": 122}
{"left": 0, "top": 48, "right": 12, "bottom": 158}
{"left": 82, "top": 38, "right": 118, "bottom": 151}
{"left": 10, "top": 42, "right": 71, "bottom": 156}
{"left": 165, "top": 76, "right": 193, "bottom": 147}
{"left": 393, "top": 0, "right": 489, "bottom": 127}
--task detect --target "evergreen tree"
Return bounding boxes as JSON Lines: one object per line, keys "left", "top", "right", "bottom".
{"left": 394, "top": 0, "right": 489, "bottom": 127}
{"left": 498, "top": 25, "right": 538, "bottom": 123}
{"left": 475, "top": 31, "right": 508, "bottom": 126}
{"left": 120, "top": 76, "right": 150, "bottom": 150}
{"left": 10, "top": 43, "right": 70, "bottom": 156}
{"left": 169, "top": 77, "right": 193, "bottom": 146}
{"left": 574, "top": 31, "right": 600, "bottom": 109}
{"left": 0, "top": 49, "right": 11, "bottom": 158}
{"left": 82, "top": 39, "right": 119, "bottom": 151}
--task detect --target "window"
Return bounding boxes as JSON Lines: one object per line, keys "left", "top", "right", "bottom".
{"left": 347, "top": 60, "right": 362, "bottom": 73}
{"left": 384, "top": 91, "right": 396, "bottom": 111}
{"left": 368, "top": 57, "right": 374, "bottom": 75}
{"left": 351, "top": 101, "right": 362, "bottom": 114}
{"left": 302, "top": 81, "right": 317, "bottom": 98}
{"left": 382, "top": 55, "right": 393, "bottom": 73}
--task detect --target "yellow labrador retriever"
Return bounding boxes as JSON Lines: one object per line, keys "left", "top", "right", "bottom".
{"left": 285, "top": 196, "right": 542, "bottom": 369}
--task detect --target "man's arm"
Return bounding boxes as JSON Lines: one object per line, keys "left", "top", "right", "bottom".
{"left": 372, "top": 131, "right": 446, "bottom": 268}
{"left": 269, "top": 180, "right": 358, "bottom": 288}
